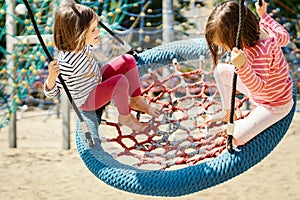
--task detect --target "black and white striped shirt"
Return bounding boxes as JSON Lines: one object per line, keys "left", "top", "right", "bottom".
{"left": 44, "top": 45, "right": 101, "bottom": 107}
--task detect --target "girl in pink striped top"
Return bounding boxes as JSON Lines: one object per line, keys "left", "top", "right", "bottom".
{"left": 205, "top": 0, "right": 294, "bottom": 146}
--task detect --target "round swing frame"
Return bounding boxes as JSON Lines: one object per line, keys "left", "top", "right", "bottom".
{"left": 75, "top": 38, "right": 296, "bottom": 197}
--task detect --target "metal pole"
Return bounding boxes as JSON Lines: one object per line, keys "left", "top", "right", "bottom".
{"left": 6, "top": 0, "right": 17, "bottom": 148}
{"left": 191, "top": 1, "right": 200, "bottom": 32}
{"left": 163, "top": 0, "right": 175, "bottom": 43}
{"left": 61, "top": 93, "right": 71, "bottom": 150}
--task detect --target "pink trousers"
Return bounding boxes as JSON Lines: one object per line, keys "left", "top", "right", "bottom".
{"left": 80, "top": 54, "right": 141, "bottom": 115}
{"left": 214, "top": 64, "right": 293, "bottom": 146}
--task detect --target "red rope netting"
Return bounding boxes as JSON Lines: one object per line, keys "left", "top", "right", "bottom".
{"left": 99, "top": 57, "right": 250, "bottom": 170}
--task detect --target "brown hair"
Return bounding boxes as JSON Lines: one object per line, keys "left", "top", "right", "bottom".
{"left": 205, "top": 1, "right": 260, "bottom": 65}
{"left": 53, "top": 3, "right": 98, "bottom": 52}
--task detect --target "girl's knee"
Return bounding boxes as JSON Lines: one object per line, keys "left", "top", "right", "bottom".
{"left": 122, "top": 54, "right": 136, "bottom": 68}
{"left": 113, "top": 75, "right": 129, "bottom": 98}
{"left": 214, "top": 63, "right": 236, "bottom": 84}
{"left": 214, "top": 63, "right": 234, "bottom": 75}
{"left": 115, "top": 74, "right": 129, "bottom": 87}
{"left": 233, "top": 122, "right": 256, "bottom": 146}
{"left": 233, "top": 136, "right": 247, "bottom": 146}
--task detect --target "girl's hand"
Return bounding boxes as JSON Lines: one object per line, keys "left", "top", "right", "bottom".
{"left": 48, "top": 60, "right": 60, "bottom": 78}
{"left": 255, "top": 0, "right": 267, "bottom": 18}
{"left": 231, "top": 47, "right": 246, "bottom": 69}
{"left": 46, "top": 60, "right": 60, "bottom": 90}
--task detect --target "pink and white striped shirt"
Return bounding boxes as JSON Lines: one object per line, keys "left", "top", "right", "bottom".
{"left": 236, "top": 13, "right": 293, "bottom": 107}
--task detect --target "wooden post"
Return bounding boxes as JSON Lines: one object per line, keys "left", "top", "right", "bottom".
{"left": 191, "top": 1, "right": 200, "bottom": 32}
{"left": 163, "top": 0, "right": 175, "bottom": 43}
{"left": 6, "top": 0, "right": 17, "bottom": 148}
{"left": 61, "top": 92, "right": 71, "bottom": 150}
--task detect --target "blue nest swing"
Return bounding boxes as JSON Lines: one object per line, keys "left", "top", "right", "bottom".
{"left": 21, "top": 0, "right": 296, "bottom": 196}
{"left": 75, "top": 38, "right": 297, "bottom": 197}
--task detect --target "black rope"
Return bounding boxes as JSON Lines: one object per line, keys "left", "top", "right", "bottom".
{"left": 22, "top": 0, "right": 95, "bottom": 147}
{"left": 227, "top": 0, "right": 245, "bottom": 153}
{"left": 73, "top": 0, "right": 138, "bottom": 58}
{"left": 98, "top": 21, "right": 126, "bottom": 46}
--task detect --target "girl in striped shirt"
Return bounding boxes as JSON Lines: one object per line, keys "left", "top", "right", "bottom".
{"left": 204, "top": 0, "right": 293, "bottom": 145}
{"left": 44, "top": 3, "right": 160, "bottom": 131}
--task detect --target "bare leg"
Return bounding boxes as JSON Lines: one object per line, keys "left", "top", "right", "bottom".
{"left": 118, "top": 113, "right": 147, "bottom": 131}
{"left": 130, "top": 96, "right": 161, "bottom": 118}
{"left": 204, "top": 109, "right": 237, "bottom": 124}
{"left": 204, "top": 64, "right": 247, "bottom": 124}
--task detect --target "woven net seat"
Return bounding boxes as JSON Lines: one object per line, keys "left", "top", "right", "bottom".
{"left": 75, "top": 38, "right": 296, "bottom": 197}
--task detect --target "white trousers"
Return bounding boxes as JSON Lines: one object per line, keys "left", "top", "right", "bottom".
{"left": 214, "top": 64, "right": 293, "bottom": 146}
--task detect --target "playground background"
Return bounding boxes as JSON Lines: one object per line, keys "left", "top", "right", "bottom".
{"left": 1, "top": 0, "right": 300, "bottom": 199}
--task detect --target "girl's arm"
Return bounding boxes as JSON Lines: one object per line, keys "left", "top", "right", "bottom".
{"left": 235, "top": 45, "right": 274, "bottom": 94}
{"left": 45, "top": 61, "right": 60, "bottom": 90}
{"left": 260, "top": 14, "right": 290, "bottom": 46}
{"left": 44, "top": 61, "right": 72, "bottom": 98}
{"left": 256, "top": 0, "right": 290, "bottom": 46}
{"left": 44, "top": 60, "right": 60, "bottom": 98}
{"left": 44, "top": 78, "right": 60, "bottom": 98}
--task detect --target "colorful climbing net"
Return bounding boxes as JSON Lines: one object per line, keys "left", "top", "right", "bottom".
{"left": 0, "top": 0, "right": 57, "bottom": 128}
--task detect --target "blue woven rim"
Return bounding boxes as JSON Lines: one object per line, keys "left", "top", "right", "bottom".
{"left": 76, "top": 38, "right": 296, "bottom": 197}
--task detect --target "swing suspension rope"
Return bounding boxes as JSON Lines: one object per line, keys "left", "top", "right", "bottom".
{"left": 226, "top": 0, "right": 246, "bottom": 153}
{"left": 22, "top": 0, "right": 95, "bottom": 147}
{"left": 227, "top": 0, "right": 263, "bottom": 152}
